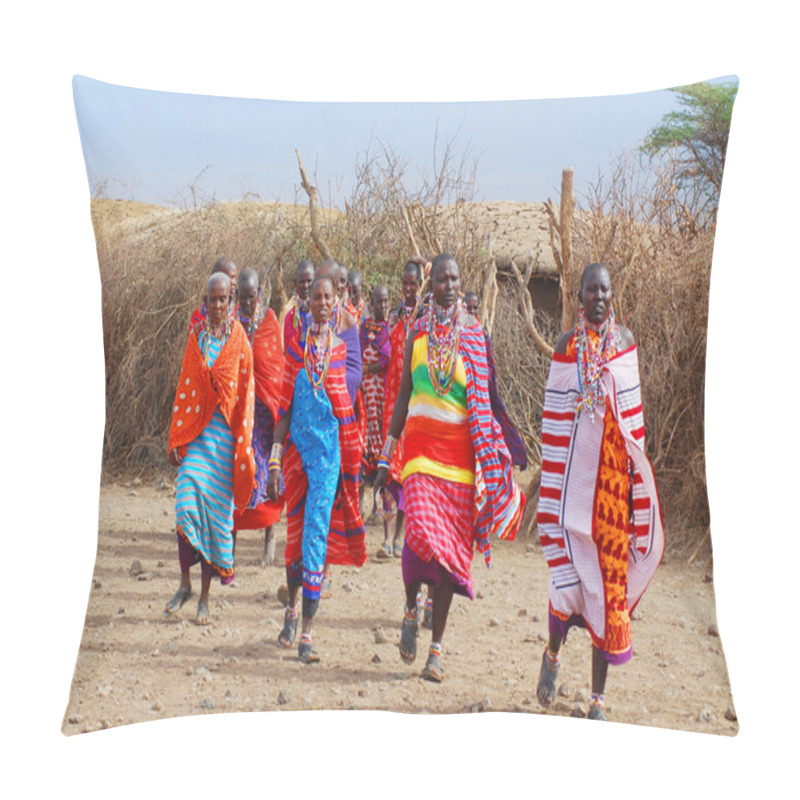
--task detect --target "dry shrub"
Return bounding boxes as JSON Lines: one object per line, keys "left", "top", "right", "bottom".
{"left": 335, "top": 137, "right": 486, "bottom": 288}
{"left": 96, "top": 200, "right": 315, "bottom": 472}
{"left": 571, "top": 151, "right": 713, "bottom": 542}
{"left": 488, "top": 289, "right": 558, "bottom": 462}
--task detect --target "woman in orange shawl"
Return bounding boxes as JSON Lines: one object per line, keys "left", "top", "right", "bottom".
{"left": 165, "top": 272, "right": 255, "bottom": 624}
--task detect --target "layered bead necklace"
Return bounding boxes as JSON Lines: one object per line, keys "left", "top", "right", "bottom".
{"left": 201, "top": 314, "right": 231, "bottom": 363}
{"left": 304, "top": 320, "right": 333, "bottom": 390}
{"left": 398, "top": 295, "right": 421, "bottom": 330}
{"left": 238, "top": 300, "right": 264, "bottom": 343}
{"left": 574, "top": 306, "right": 621, "bottom": 418}
{"left": 426, "top": 298, "right": 463, "bottom": 397}
{"left": 362, "top": 316, "right": 388, "bottom": 349}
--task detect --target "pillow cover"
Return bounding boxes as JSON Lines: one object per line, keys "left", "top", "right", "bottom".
{"left": 66, "top": 74, "right": 738, "bottom": 737}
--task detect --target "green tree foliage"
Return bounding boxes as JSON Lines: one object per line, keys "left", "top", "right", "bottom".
{"left": 641, "top": 81, "right": 738, "bottom": 223}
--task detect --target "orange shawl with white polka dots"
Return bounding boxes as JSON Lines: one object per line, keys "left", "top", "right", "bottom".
{"left": 168, "top": 320, "right": 256, "bottom": 508}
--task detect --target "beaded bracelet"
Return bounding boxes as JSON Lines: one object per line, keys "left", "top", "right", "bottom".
{"left": 268, "top": 443, "right": 284, "bottom": 472}
{"left": 377, "top": 435, "right": 397, "bottom": 471}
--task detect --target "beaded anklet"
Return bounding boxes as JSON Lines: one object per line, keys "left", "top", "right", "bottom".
{"left": 544, "top": 647, "right": 561, "bottom": 667}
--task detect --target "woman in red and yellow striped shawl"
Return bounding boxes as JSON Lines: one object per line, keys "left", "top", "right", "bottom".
{"left": 375, "top": 254, "right": 524, "bottom": 682}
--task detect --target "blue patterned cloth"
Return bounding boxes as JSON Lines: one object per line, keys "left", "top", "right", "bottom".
{"left": 289, "top": 367, "right": 341, "bottom": 598}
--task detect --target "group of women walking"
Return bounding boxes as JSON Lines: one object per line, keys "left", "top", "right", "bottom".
{"left": 163, "top": 252, "right": 664, "bottom": 719}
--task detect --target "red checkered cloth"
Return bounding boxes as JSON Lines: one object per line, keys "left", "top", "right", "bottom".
{"left": 403, "top": 471, "right": 478, "bottom": 597}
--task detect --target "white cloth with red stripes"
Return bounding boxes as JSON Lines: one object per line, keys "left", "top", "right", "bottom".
{"left": 537, "top": 345, "right": 664, "bottom": 633}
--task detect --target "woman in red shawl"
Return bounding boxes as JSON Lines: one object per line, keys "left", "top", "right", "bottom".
{"left": 232, "top": 268, "right": 285, "bottom": 566}
{"left": 380, "top": 258, "right": 427, "bottom": 557}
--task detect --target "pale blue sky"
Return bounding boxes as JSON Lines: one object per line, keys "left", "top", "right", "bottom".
{"left": 73, "top": 74, "right": 737, "bottom": 208}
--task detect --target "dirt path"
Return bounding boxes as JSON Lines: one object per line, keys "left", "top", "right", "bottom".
{"left": 62, "top": 481, "right": 736, "bottom": 736}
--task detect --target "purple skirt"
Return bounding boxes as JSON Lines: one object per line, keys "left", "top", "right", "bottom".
{"left": 400, "top": 542, "right": 472, "bottom": 599}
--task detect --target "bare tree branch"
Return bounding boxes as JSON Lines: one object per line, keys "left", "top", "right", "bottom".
{"left": 295, "top": 149, "right": 333, "bottom": 261}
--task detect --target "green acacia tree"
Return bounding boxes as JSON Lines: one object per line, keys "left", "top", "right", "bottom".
{"left": 642, "top": 81, "right": 738, "bottom": 225}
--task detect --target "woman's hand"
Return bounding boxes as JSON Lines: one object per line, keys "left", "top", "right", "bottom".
{"left": 267, "top": 468, "right": 282, "bottom": 500}
{"left": 374, "top": 466, "right": 389, "bottom": 496}
{"left": 168, "top": 447, "right": 183, "bottom": 466}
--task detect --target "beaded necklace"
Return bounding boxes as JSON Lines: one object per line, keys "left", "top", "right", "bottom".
{"left": 426, "top": 298, "right": 463, "bottom": 397}
{"left": 304, "top": 320, "right": 333, "bottom": 390}
{"left": 363, "top": 316, "right": 388, "bottom": 346}
{"left": 201, "top": 314, "right": 231, "bottom": 363}
{"left": 327, "top": 298, "right": 344, "bottom": 334}
{"left": 574, "top": 306, "right": 620, "bottom": 418}
{"left": 292, "top": 292, "right": 309, "bottom": 335}
{"left": 398, "top": 295, "right": 420, "bottom": 330}
{"left": 238, "top": 300, "right": 264, "bottom": 343}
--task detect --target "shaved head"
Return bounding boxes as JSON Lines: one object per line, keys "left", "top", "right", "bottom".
{"left": 212, "top": 256, "right": 237, "bottom": 279}
{"left": 316, "top": 259, "right": 338, "bottom": 278}
{"left": 206, "top": 271, "right": 231, "bottom": 295}
{"left": 296, "top": 259, "right": 314, "bottom": 278}
{"left": 238, "top": 267, "right": 259, "bottom": 292}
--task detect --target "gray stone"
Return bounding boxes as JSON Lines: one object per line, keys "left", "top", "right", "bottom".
{"left": 277, "top": 690, "right": 292, "bottom": 705}
{"left": 374, "top": 628, "right": 388, "bottom": 644}
{"left": 468, "top": 696, "right": 493, "bottom": 713}
{"left": 698, "top": 706, "right": 715, "bottom": 723}
{"left": 200, "top": 698, "right": 215, "bottom": 710}
{"left": 129, "top": 560, "right": 143, "bottom": 576}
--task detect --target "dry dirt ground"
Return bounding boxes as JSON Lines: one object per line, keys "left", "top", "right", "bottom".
{"left": 62, "top": 480, "right": 737, "bottom": 737}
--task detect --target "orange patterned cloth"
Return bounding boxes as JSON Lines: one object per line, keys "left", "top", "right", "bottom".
{"left": 568, "top": 331, "right": 632, "bottom": 655}
{"left": 168, "top": 321, "right": 256, "bottom": 509}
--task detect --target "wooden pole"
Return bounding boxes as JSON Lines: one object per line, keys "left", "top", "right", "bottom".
{"left": 560, "top": 166, "right": 574, "bottom": 333}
